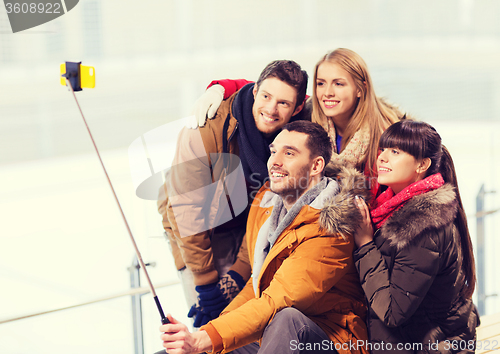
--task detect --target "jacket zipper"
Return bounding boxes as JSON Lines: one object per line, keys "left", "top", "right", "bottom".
{"left": 227, "top": 120, "right": 239, "bottom": 144}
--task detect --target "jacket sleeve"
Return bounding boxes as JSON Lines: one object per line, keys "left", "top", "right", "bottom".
{"left": 201, "top": 279, "right": 256, "bottom": 354}
{"left": 354, "top": 232, "right": 441, "bottom": 327}
{"left": 207, "top": 79, "right": 253, "bottom": 99}
{"left": 205, "top": 233, "right": 354, "bottom": 353}
{"left": 157, "top": 185, "right": 185, "bottom": 270}
{"left": 228, "top": 234, "right": 252, "bottom": 283}
{"left": 157, "top": 126, "right": 220, "bottom": 286}
{"left": 222, "top": 278, "right": 255, "bottom": 315}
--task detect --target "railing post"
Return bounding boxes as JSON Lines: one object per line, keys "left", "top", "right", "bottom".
{"left": 129, "top": 256, "right": 158, "bottom": 354}
{"left": 476, "top": 184, "right": 499, "bottom": 316}
{"left": 129, "top": 256, "right": 144, "bottom": 354}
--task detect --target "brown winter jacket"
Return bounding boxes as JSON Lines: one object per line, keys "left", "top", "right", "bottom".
{"left": 202, "top": 167, "right": 372, "bottom": 354}
{"left": 354, "top": 184, "right": 479, "bottom": 353}
{"left": 157, "top": 92, "right": 251, "bottom": 286}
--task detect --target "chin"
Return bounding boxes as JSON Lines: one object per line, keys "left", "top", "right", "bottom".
{"left": 269, "top": 184, "right": 280, "bottom": 194}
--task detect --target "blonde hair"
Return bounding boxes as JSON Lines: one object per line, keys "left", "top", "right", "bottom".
{"left": 311, "top": 48, "right": 401, "bottom": 176}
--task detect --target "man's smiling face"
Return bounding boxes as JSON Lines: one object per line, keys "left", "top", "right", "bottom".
{"left": 252, "top": 77, "right": 300, "bottom": 138}
{"left": 268, "top": 130, "right": 314, "bottom": 207}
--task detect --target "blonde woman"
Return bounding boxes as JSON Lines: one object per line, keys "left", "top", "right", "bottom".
{"left": 311, "top": 48, "right": 401, "bottom": 176}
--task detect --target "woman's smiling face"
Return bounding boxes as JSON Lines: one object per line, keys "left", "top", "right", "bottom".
{"left": 315, "top": 61, "right": 360, "bottom": 122}
{"left": 377, "top": 147, "right": 426, "bottom": 194}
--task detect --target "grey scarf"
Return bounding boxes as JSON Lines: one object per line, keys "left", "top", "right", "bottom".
{"left": 252, "top": 178, "right": 329, "bottom": 294}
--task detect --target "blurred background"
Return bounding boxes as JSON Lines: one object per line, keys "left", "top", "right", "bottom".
{"left": 1, "top": 0, "right": 499, "bottom": 353}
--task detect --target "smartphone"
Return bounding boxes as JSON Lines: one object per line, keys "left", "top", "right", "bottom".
{"left": 60, "top": 63, "right": 95, "bottom": 89}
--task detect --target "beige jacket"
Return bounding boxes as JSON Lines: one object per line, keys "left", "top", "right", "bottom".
{"left": 157, "top": 93, "right": 251, "bottom": 286}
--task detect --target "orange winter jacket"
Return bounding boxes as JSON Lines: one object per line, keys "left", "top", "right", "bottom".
{"left": 202, "top": 167, "right": 371, "bottom": 354}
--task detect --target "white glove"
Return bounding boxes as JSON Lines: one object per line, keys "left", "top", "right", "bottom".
{"left": 188, "top": 84, "right": 225, "bottom": 129}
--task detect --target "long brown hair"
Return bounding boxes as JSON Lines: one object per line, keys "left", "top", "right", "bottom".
{"left": 379, "top": 120, "right": 476, "bottom": 298}
{"left": 311, "top": 48, "right": 401, "bottom": 175}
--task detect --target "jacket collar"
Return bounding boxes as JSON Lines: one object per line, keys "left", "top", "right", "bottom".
{"left": 268, "top": 177, "right": 338, "bottom": 241}
{"left": 378, "top": 183, "right": 458, "bottom": 250}
{"left": 252, "top": 177, "right": 339, "bottom": 295}
{"left": 319, "top": 165, "right": 372, "bottom": 239}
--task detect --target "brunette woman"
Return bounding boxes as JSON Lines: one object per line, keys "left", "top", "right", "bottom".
{"left": 354, "top": 120, "right": 479, "bottom": 353}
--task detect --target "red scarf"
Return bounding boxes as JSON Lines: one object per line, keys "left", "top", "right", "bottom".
{"left": 371, "top": 173, "right": 445, "bottom": 229}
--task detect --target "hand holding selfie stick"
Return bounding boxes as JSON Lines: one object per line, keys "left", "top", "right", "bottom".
{"left": 61, "top": 61, "right": 169, "bottom": 325}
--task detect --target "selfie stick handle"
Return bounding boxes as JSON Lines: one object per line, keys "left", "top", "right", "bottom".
{"left": 65, "top": 78, "right": 169, "bottom": 325}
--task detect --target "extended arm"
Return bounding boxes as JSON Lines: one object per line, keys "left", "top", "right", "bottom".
{"left": 190, "top": 79, "right": 253, "bottom": 128}
{"left": 208, "top": 79, "right": 253, "bottom": 99}
{"left": 159, "top": 127, "right": 219, "bottom": 285}
{"left": 202, "top": 233, "right": 353, "bottom": 353}
{"left": 160, "top": 314, "right": 212, "bottom": 354}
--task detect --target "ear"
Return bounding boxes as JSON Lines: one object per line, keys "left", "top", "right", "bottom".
{"left": 357, "top": 81, "right": 367, "bottom": 98}
{"left": 253, "top": 85, "right": 258, "bottom": 99}
{"left": 292, "top": 100, "right": 305, "bottom": 116}
{"left": 310, "top": 156, "right": 325, "bottom": 177}
{"left": 417, "top": 157, "right": 431, "bottom": 174}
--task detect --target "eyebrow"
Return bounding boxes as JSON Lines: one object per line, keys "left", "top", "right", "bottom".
{"left": 316, "top": 77, "right": 347, "bottom": 82}
{"left": 269, "top": 143, "right": 301, "bottom": 153}
{"left": 260, "top": 90, "right": 294, "bottom": 105}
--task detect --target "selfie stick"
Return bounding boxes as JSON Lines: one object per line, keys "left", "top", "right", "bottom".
{"left": 62, "top": 63, "right": 169, "bottom": 325}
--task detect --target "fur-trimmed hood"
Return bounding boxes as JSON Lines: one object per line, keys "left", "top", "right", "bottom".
{"left": 378, "top": 183, "right": 458, "bottom": 250}
{"left": 319, "top": 165, "right": 372, "bottom": 237}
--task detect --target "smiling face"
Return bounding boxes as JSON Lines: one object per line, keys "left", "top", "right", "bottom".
{"left": 268, "top": 130, "right": 320, "bottom": 209}
{"left": 315, "top": 61, "right": 360, "bottom": 124}
{"left": 252, "top": 77, "right": 302, "bottom": 138}
{"left": 377, "top": 147, "right": 428, "bottom": 194}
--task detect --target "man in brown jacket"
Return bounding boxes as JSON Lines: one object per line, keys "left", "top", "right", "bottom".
{"left": 157, "top": 60, "right": 308, "bottom": 327}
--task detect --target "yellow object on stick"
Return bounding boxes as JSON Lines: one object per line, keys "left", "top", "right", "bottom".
{"left": 60, "top": 62, "right": 95, "bottom": 90}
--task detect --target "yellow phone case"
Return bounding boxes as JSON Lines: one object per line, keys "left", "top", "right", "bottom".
{"left": 60, "top": 63, "right": 95, "bottom": 88}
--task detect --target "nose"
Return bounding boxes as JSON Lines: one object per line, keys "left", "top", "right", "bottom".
{"left": 263, "top": 99, "right": 278, "bottom": 115}
{"left": 268, "top": 152, "right": 283, "bottom": 168}
{"left": 378, "top": 149, "right": 388, "bottom": 163}
{"left": 325, "top": 83, "right": 335, "bottom": 97}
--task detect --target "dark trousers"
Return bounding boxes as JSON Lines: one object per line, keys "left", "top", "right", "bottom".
{"left": 232, "top": 307, "right": 338, "bottom": 354}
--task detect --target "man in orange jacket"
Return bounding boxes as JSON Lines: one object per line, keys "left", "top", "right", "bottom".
{"left": 159, "top": 121, "right": 370, "bottom": 354}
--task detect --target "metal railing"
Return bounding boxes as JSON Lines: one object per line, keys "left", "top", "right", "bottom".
{"left": 476, "top": 184, "right": 499, "bottom": 316}
{"left": 0, "top": 270, "right": 179, "bottom": 326}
